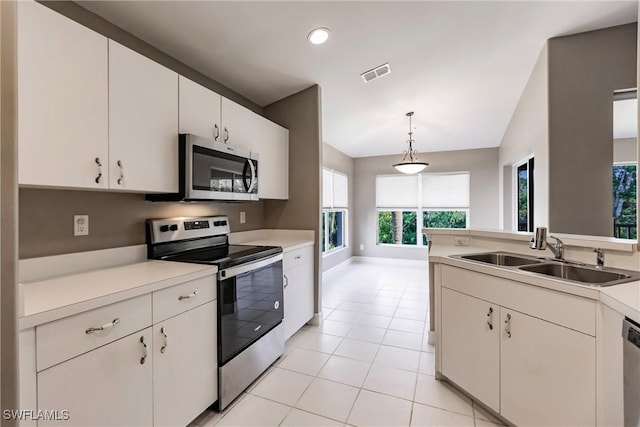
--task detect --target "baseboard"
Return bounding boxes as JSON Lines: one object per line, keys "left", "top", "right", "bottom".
{"left": 308, "top": 312, "right": 323, "bottom": 327}
{"left": 428, "top": 330, "right": 436, "bottom": 345}
{"left": 322, "top": 257, "right": 355, "bottom": 275}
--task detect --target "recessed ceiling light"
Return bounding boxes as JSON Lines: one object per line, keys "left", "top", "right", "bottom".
{"left": 308, "top": 27, "right": 330, "bottom": 45}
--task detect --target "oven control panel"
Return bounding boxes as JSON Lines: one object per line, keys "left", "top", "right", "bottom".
{"left": 147, "top": 216, "right": 230, "bottom": 244}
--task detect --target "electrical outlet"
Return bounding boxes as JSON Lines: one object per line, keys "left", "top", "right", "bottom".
{"left": 74, "top": 215, "right": 89, "bottom": 236}
{"left": 454, "top": 236, "right": 470, "bottom": 246}
{"left": 240, "top": 211, "right": 246, "bottom": 224}
{"left": 360, "top": 244, "right": 364, "bottom": 250}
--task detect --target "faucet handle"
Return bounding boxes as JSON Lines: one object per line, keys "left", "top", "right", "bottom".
{"left": 593, "top": 248, "right": 605, "bottom": 268}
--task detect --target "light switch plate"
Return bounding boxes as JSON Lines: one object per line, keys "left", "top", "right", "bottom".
{"left": 240, "top": 211, "right": 246, "bottom": 224}
{"left": 454, "top": 236, "right": 470, "bottom": 246}
{"left": 74, "top": 215, "right": 89, "bottom": 236}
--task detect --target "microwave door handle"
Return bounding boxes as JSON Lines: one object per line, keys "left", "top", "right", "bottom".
{"left": 242, "top": 160, "right": 251, "bottom": 192}
{"left": 247, "top": 159, "right": 257, "bottom": 193}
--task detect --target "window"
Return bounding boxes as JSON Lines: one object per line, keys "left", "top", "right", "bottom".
{"left": 322, "top": 168, "right": 348, "bottom": 253}
{"left": 613, "top": 164, "right": 637, "bottom": 239}
{"left": 376, "top": 172, "right": 470, "bottom": 246}
{"left": 514, "top": 157, "right": 534, "bottom": 232}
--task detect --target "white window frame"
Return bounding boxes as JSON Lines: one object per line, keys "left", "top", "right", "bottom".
{"left": 323, "top": 168, "right": 348, "bottom": 255}
{"left": 375, "top": 172, "right": 470, "bottom": 247}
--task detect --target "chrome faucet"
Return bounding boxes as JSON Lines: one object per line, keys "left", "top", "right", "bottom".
{"left": 530, "top": 227, "right": 564, "bottom": 260}
{"left": 593, "top": 248, "right": 605, "bottom": 269}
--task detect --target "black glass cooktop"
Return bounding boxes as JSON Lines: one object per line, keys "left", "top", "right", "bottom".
{"left": 164, "top": 244, "right": 282, "bottom": 269}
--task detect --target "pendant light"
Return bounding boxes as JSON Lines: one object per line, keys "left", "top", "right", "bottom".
{"left": 393, "top": 112, "right": 429, "bottom": 174}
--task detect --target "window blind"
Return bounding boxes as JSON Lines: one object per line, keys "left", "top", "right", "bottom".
{"left": 375, "top": 175, "right": 419, "bottom": 208}
{"left": 421, "top": 173, "right": 470, "bottom": 208}
{"left": 323, "top": 168, "right": 348, "bottom": 208}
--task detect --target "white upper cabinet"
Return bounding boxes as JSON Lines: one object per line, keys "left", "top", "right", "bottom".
{"left": 18, "top": 0, "right": 109, "bottom": 189}
{"left": 108, "top": 40, "right": 178, "bottom": 193}
{"left": 178, "top": 76, "right": 222, "bottom": 142}
{"left": 221, "top": 97, "right": 254, "bottom": 150}
{"left": 253, "top": 115, "right": 289, "bottom": 200}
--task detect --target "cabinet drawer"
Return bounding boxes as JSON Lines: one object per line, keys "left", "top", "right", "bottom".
{"left": 153, "top": 275, "right": 216, "bottom": 323}
{"left": 441, "top": 265, "right": 596, "bottom": 336}
{"left": 284, "top": 246, "right": 313, "bottom": 271}
{"left": 36, "top": 294, "right": 151, "bottom": 371}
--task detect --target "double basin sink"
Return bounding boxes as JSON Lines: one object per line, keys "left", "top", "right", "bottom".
{"left": 451, "top": 251, "right": 640, "bottom": 287}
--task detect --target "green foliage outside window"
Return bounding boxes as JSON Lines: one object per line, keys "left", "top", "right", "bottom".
{"left": 613, "top": 165, "right": 637, "bottom": 239}
{"left": 423, "top": 211, "right": 467, "bottom": 228}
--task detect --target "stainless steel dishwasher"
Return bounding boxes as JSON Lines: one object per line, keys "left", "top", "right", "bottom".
{"left": 623, "top": 318, "right": 640, "bottom": 427}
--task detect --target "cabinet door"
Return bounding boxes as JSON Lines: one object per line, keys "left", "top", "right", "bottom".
{"left": 500, "top": 308, "right": 596, "bottom": 426}
{"left": 37, "top": 328, "right": 153, "bottom": 427}
{"left": 153, "top": 302, "right": 217, "bottom": 427}
{"left": 221, "top": 97, "right": 255, "bottom": 150}
{"left": 18, "top": 0, "right": 108, "bottom": 189}
{"left": 109, "top": 40, "right": 178, "bottom": 193}
{"left": 254, "top": 116, "right": 289, "bottom": 200}
{"left": 283, "top": 261, "right": 314, "bottom": 340}
{"left": 441, "top": 288, "right": 500, "bottom": 412}
{"left": 178, "top": 76, "right": 222, "bottom": 142}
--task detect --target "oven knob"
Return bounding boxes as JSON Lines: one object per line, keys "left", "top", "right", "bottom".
{"left": 159, "top": 225, "right": 170, "bottom": 232}
{"left": 170, "top": 224, "right": 179, "bottom": 231}
{"left": 274, "top": 301, "right": 280, "bottom": 310}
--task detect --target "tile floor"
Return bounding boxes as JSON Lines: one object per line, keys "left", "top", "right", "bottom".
{"left": 191, "top": 259, "right": 505, "bottom": 427}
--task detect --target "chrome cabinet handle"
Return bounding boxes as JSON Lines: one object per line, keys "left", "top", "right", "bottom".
{"left": 214, "top": 124, "right": 220, "bottom": 141}
{"left": 178, "top": 290, "right": 198, "bottom": 301}
{"left": 284, "top": 274, "right": 289, "bottom": 289}
{"left": 160, "top": 326, "right": 168, "bottom": 353}
{"left": 85, "top": 318, "right": 120, "bottom": 334}
{"left": 504, "top": 313, "right": 512, "bottom": 338}
{"left": 294, "top": 255, "right": 302, "bottom": 260}
{"left": 486, "top": 307, "right": 493, "bottom": 330}
{"left": 95, "top": 157, "right": 103, "bottom": 184}
{"left": 117, "top": 160, "right": 124, "bottom": 185}
{"left": 139, "top": 335, "right": 148, "bottom": 365}
{"left": 224, "top": 127, "right": 229, "bottom": 143}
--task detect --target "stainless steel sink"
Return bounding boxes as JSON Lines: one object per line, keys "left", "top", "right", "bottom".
{"left": 451, "top": 251, "right": 640, "bottom": 287}
{"left": 518, "top": 263, "right": 639, "bottom": 287}
{"left": 456, "top": 251, "right": 542, "bottom": 267}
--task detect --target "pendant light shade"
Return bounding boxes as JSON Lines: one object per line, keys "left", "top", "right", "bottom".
{"left": 393, "top": 112, "right": 428, "bottom": 174}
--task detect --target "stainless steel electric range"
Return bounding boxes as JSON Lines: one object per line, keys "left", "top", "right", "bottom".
{"left": 146, "top": 216, "right": 284, "bottom": 411}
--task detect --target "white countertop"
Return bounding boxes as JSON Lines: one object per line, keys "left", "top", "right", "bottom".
{"left": 429, "top": 244, "right": 640, "bottom": 324}
{"left": 20, "top": 260, "right": 216, "bottom": 330}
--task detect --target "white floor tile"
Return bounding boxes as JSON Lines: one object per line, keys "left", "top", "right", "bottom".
{"left": 215, "top": 394, "right": 290, "bottom": 426}
{"left": 347, "top": 390, "right": 412, "bottom": 427}
{"left": 354, "top": 313, "right": 393, "bottom": 329}
{"left": 389, "top": 317, "right": 426, "bottom": 334}
{"left": 278, "top": 347, "right": 330, "bottom": 376}
{"left": 322, "top": 298, "right": 343, "bottom": 309}
{"left": 362, "top": 363, "right": 417, "bottom": 400}
{"left": 193, "top": 409, "right": 223, "bottom": 426}
{"left": 334, "top": 338, "right": 380, "bottom": 362}
{"left": 296, "top": 332, "right": 344, "bottom": 354}
{"left": 327, "top": 309, "right": 360, "bottom": 323}
{"left": 296, "top": 378, "right": 360, "bottom": 422}
{"left": 418, "top": 352, "right": 435, "bottom": 376}
{"left": 394, "top": 307, "right": 428, "bottom": 321}
{"left": 374, "top": 345, "right": 421, "bottom": 372}
{"left": 249, "top": 367, "right": 314, "bottom": 406}
{"left": 318, "top": 355, "right": 371, "bottom": 387}
{"left": 410, "top": 403, "right": 475, "bottom": 427}
{"left": 398, "top": 299, "right": 428, "bottom": 310}
{"left": 280, "top": 408, "right": 343, "bottom": 427}
{"left": 383, "top": 329, "right": 423, "bottom": 351}
{"left": 414, "top": 375, "right": 473, "bottom": 416}
{"left": 377, "top": 289, "right": 404, "bottom": 298}
{"left": 371, "top": 296, "right": 401, "bottom": 307}
{"left": 476, "top": 419, "right": 505, "bottom": 427}
{"left": 318, "top": 319, "right": 353, "bottom": 337}
{"left": 346, "top": 325, "right": 387, "bottom": 344}
{"left": 473, "top": 402, "right": 505, "bottom": 425}
{"left": 421, "top": 335, "right": 435, "bottom": 353}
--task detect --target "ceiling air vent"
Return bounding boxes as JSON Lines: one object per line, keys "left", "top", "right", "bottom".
{"left": 361, "top": 63, "right": 391, "bottom": 83}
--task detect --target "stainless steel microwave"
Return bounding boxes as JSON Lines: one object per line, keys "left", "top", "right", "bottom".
{"left": 147, "top": 134, "right": 259, "bottom": 202}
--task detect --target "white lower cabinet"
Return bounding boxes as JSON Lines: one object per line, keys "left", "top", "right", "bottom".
{"left": 153, "top": 301, "right": 217, "bottom": 427}
{"left": 441, "top": 288, "right": 499, "bottom": 412}
{"left": 37, "top": 328, "right": 153, "bottom": 427}
{"left": 283, "top": 246, "right": 314, "bottom": 340}
{"left": 439, "top": 266, "right": 596, "bottom": 426}
{"left": 500, "top": 308, "right": 596, "bottom": 426}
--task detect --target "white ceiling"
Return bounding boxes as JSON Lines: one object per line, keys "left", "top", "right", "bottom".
{"left": 78, "top": 1, "right": 637, "bottom": 158}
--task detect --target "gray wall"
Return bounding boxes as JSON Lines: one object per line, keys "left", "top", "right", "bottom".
{"left": 322, "top": 143, "right": 354, "bottom": 272}
{"left": 499, "top": 45, "right": 549, "bottom": 230}
{"left": 19, "top": 189, "right": 265, "bottom": 258}
{"left": 353, "top": 148, "right": 499, "bottom": 260}
{"left": 1, "top": 0, "right": 19, "bottom": 415}
{"left": 548, "top": 23, "right": 637, "bottom": 236}
{"left": 263, "top": 86, "right": 323, "bottom": 313}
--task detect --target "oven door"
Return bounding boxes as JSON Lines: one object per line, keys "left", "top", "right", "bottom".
{"left": 217, "top": 254, "right": 283, "bottom": 365}
{"left": 184, "top": 134, "right": 259, "bottom": 201}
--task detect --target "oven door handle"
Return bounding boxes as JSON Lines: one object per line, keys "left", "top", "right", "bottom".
{"left": 218, "top": 253, "right": 283, "bottom": 280}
